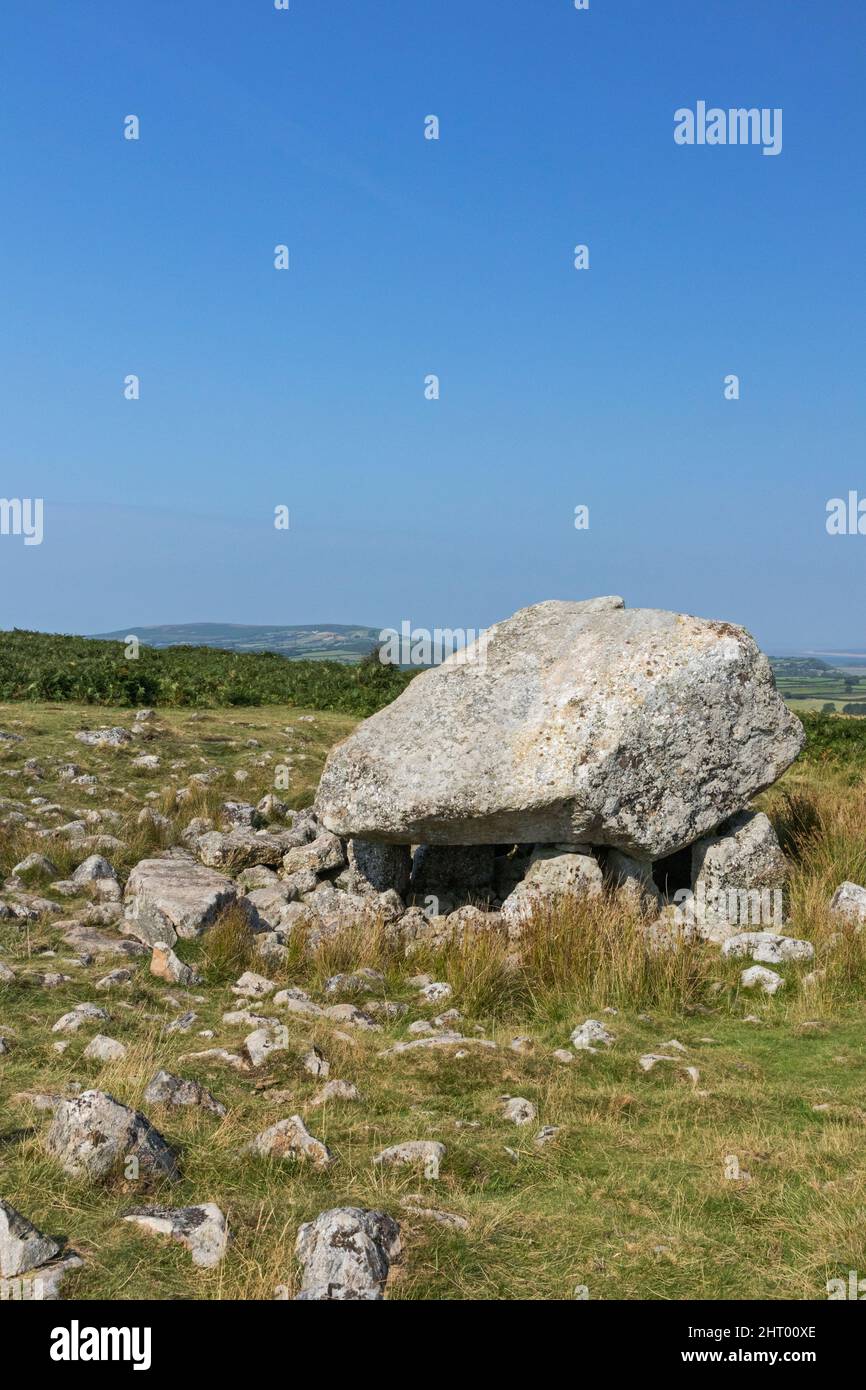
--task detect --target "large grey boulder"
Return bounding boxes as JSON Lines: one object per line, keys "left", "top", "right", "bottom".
{"left": 315, "top": 598, "right": 802, "bottom": 859}
{"left": 45, "top": 1090, "right": 181, "bottom": 1182}
{"left": 123, "top": 856, "right": 243, "bottom": 946}
{"left": 294, "top": 1207, "right": 401, "bottom": 1300}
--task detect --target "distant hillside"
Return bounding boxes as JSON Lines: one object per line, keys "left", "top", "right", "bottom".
{"left": 0, "top": 629, "right": 412, "bottom": 714}
{"left": 92, "top": 623, "right": 382, "bottom": 664}
{"left": 769, "top": 656, "right": 835, "bottom": 678}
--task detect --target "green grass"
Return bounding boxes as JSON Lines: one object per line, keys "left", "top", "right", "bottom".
{"left": 2, "top": 702, "right": 866, "bottom": 1300}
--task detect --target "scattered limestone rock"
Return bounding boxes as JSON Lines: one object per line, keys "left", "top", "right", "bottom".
{"left": 374, "top": 1140, "right": 445, "bottom": 1180}
{"left": 418, "top": 981, "right": 452, "bottom": 1003}
{"left": 310, "top": 1079, "right": 360, "bottom": 1106}
{"left": 45, "top": 1089, "right": 180, "bottom": 1181}
{"left": 571, "top": 1018, "right": 614, "bottom": 1051}
{"left": 721, "top": 931, "right": 814, "bottom": 965}
{"left": 302, "top": 1046, "right": 329, "bottom": 1078}
{"left": 95, "top": 968, "right": 132, "bottom": 990}
{"left": 143, "top": 1070, "right": 226, "bottom": 1117}
{"left": 244, "top": 1024, "right": 290, "bottom": 1068}
{"left": 72, "top": 854, "right": 118, "bottom": 886}
{"left": 638, "top": 1053, "right": 680, "bottom": 1072}
{"left": 51, "top": 1002, "right": 109, "bottom": 1034}
{"left": 231, "top": 970, "right": 276, "bottom": 999}
{"left": 247, "top": 1115, "right": 334, "bottom": 1168}
{"left": 0, "top": 1199, "right": 61, "bottom": 1277}
{"left": 178, "top": 1048, "right": 250, "bottom": 1073}
{"left": 829, "top": 881, "right": 866, "bottom": 924}
{"left": 401, "top": 1203, "right": 468, "bottom": 1232}
{"left": 294, "top": 1207, "right": 401, "bottom": 1300}
{"left": 82, "top": 1035, "right": 127, "bottom": 1063}
{"left": 740, "top": 964, "right": 784, "bottom": 994}
{"left": 123, "top": 1202, "right": 229, "bottom": 1268}
{"left": 500, "top": 1096, "right": 537, "bottom": 1126}
{"left": 75, "top": 727, "right": 131, "bottom": 747}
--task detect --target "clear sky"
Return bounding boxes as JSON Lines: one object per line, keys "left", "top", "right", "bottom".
{"left": 1, "top": 0, "right": 863, "bottom": 652}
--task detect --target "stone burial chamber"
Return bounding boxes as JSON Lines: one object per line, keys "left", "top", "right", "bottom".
{"left": 310, "top": 596, "right": 804, "bottom": 942}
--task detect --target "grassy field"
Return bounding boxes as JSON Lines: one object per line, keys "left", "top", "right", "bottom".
{"left": 2, "top": 703, "right": 866, "bottom": 1301}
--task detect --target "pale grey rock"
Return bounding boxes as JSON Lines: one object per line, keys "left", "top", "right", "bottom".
{"left": 123, "top": 856, "right": 242, "bottom": 946}
{"left": 0, "top": 1200, "right": 61, "bottom": 1277}
{"left": 740, "top": 964, "right": 785, "bottom": 994}
{"left": 401, "top": 1203, "right": 468, "bottom": 1231}
{"left": 605, "top": 849, "right": 660, "bottom": 910}
{"left": 500, "top": 1096, "right": 537, "bottom": 1126}
{"left": 500, "top": 846, "right": 603, "bottom": 930}
{"left": 638, "top": 1053, "right": 680, "bottom": 1072}
{"left": 324, "top": 968, "right": 385, "bottom": 997}
{"left": 95, "top": 968, "right": 132, "bottom": 990}
{"left": 11, "top": 853, "right": 57, "bottom": 882}
{"left": 316, "top": 599, "right": 802, "bottom": 854}
{"left": 247, "top": 1115, "right": 334, "bottom": 1167}
{"left": 379, "top": 1033, "right": 496, "bottom": 1056}
{"left": 419, "top": 981, "right": 452, "bottom": 1003}
{"left": 143, "top": 1069, "right": 226, "bottom": 1116}
{"left": 829, "top": 881, "right": 866, "bottom": 924}
{"left": 75, "top": 727, "right": 131, "bottom": 747}
{"left": 282, "top": 831, "right": 346, "bottom": 876}
{"left": 72, "top": 854, "right": 118, "bottom": 885}
{"left": 310, "top": 1079, "right": 360, "bottom": 1105}
{"left": 302, "top": 1046, "right": 329, "bottom": 1078}
{"left": 294, "top": 1207, "right": 401, "bottom": 1300}
{"left": 231, "top": 970, "right": 276, "bottom": 999}
{"left": 177, "top": 1047, "right": 250, "bottom": 1072}
{"left": 374, "top": 1140, "right": 445, "bottom": 1179}
{"left": 197, "top": 828, "right": 288, "bottom": 870}
{"left": 570, "top": 1018, "right": 615, "bottom": 1050}
{"left": 244, "top": 1023, "right": 289, "bottom": 1067}
{"left": 721, "top": 931, "right": 814, "bottom": 964}
{"left": 46, "top": 1089, "right": 180, "bottom": 1181}
{"left": 322, "top": 1003, "right": 380, "bottom": 1030}
{"left": 82, "top": 1034, "right": 127, "bottom": 1062}
{"left": 123, "top": 1203, "right": 229, "bottom": 1268}
{"left": 51, "top": 1002, "right": 109, "bottom": 1034}
{"left": 691, "top": 811, "right": 788, "bottom": 935}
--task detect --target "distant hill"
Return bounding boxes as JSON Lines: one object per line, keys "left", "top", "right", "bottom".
{"left": 769, "top": 656, "right": 835, "bottom": 678}
{"left": 92, "top": 623, "right": 382, "bottom": 664}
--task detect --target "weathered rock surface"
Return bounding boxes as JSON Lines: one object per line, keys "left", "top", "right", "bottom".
{"left": 123, "top": 1203, "right": 229, "bottom": 1268}
{"left": 294, "top": 1207, "right": 401, "bottom": 1300}
{"left": 0, "top": 1199, "right": 61, "bottom": 1277}
{"left": 829, "top": 881, "right": 866, "bottom": 924}
{"left": 46, "top": 1089, "right": 181, "bottom": 1181}
{"left": 247, "top": 1115, "right": 334, "bottom": 1167}
{"left": 315, "top": 598, "right": 803, "bottom": 857}
{"left": 123, "top": 856, "right": 242, "bottom": 946}
{"left": 143, "top": 1070, "right": 226, "bottom": 1116}
{"left": 500, "top": 846, "right": 603, "bottom": 929}
{"left": 374, "top": 1140, "right": 445, "bottom": 1178}
{"left": 691, "top": 811, "right": 788, "bottom": 934}
{"left": 721, "top": 931, "right": 814, "bottom": 965}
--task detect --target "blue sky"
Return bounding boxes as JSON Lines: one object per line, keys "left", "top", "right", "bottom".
{"left": 0, "top": 0, "right": 863, "bottom": 651}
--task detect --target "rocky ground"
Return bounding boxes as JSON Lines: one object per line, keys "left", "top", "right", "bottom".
{"left": 2, "top": 702, "right": 866, "bottom": 1301}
